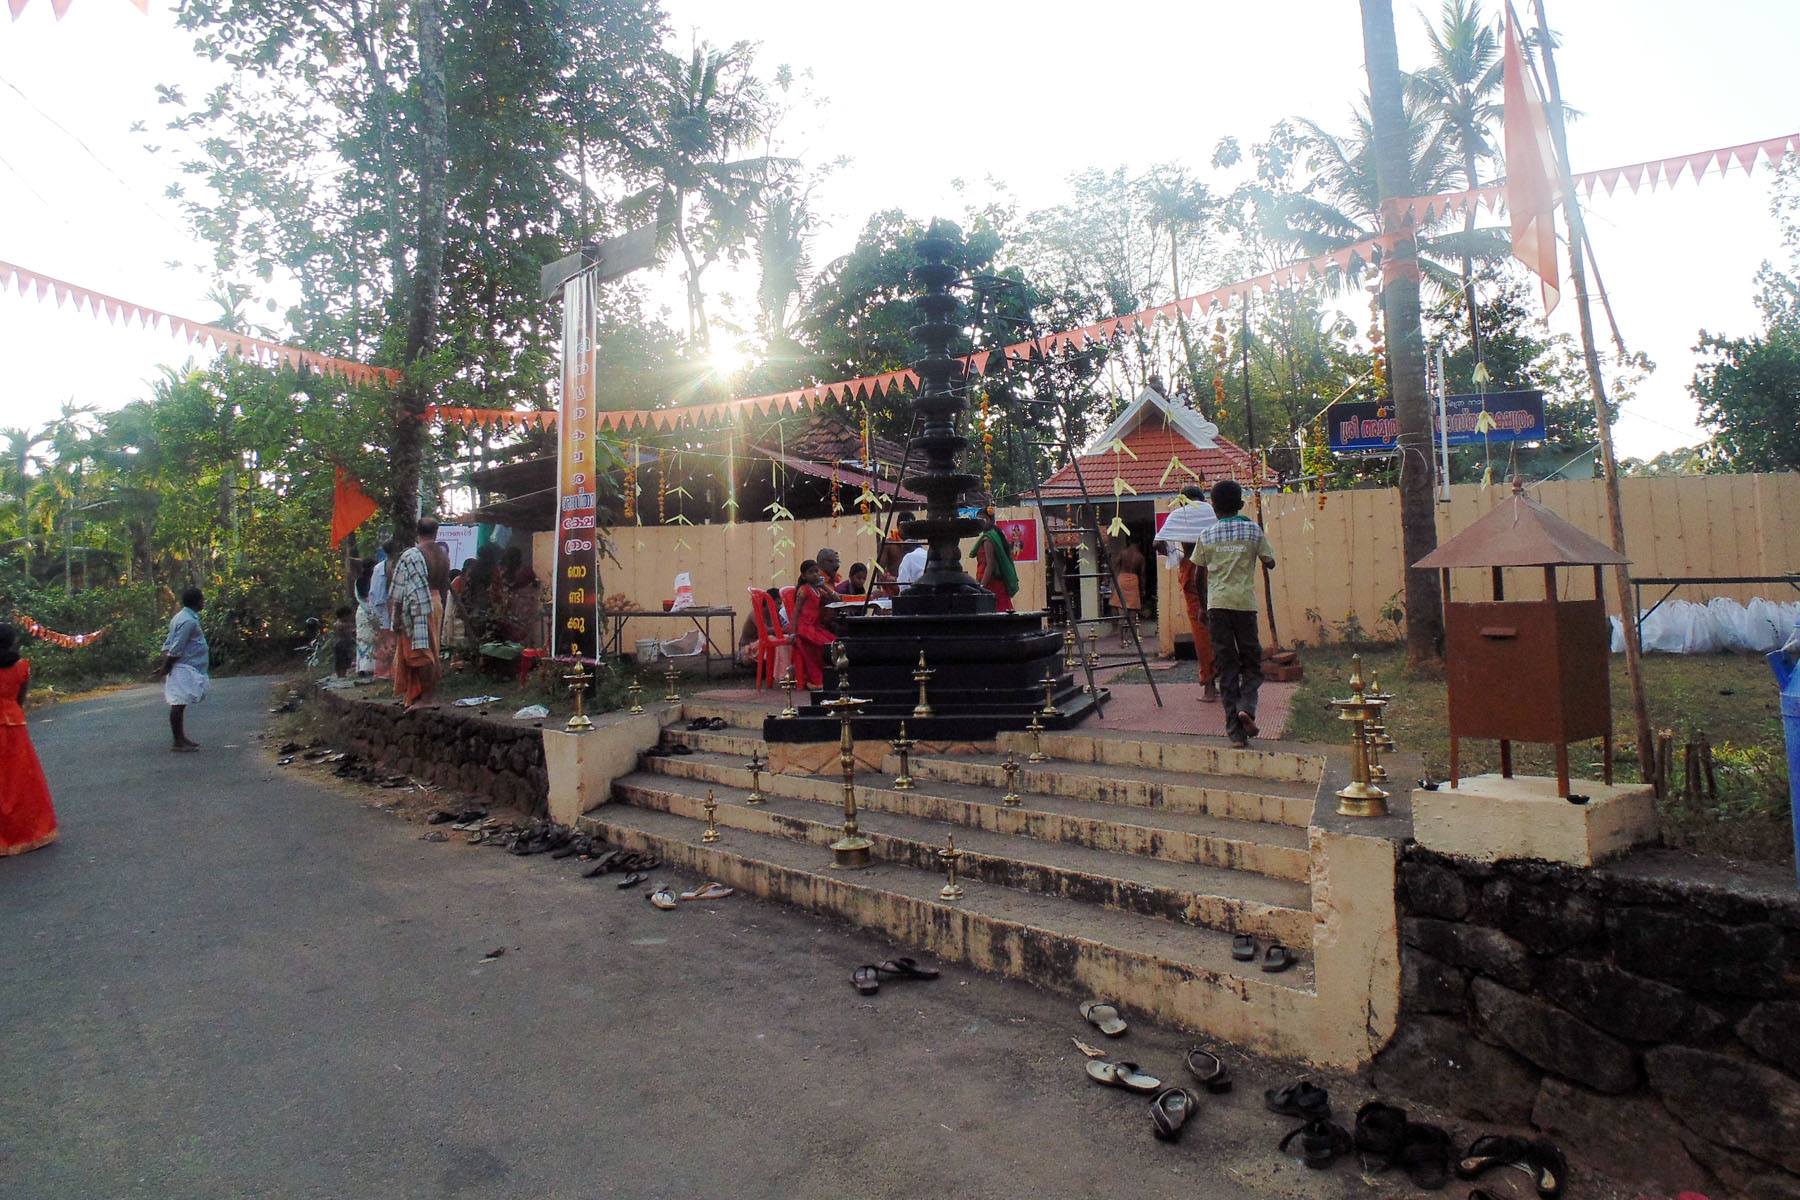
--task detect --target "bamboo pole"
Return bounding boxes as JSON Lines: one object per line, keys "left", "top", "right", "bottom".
{"left": 1530, "top": 0, "right": 1656, "bottom": 790}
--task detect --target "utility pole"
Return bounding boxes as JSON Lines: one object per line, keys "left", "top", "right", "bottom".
{"left": 1530, "top": 0, "right": 1655, "bottom": 788}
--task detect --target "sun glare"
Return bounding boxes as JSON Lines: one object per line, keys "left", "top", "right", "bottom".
{"left": 707, "top": 343, "right": 749, "bottom": 379}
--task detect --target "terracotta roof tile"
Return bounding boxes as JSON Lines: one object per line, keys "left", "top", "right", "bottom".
{"left": 1038, "top": 428, "right": 1267, "bottom": 499}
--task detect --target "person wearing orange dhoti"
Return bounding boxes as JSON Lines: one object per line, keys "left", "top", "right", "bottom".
{"left": 390, "top": 519, "right": 443, "bottom": 710}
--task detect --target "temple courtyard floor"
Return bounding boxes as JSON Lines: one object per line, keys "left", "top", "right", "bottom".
{"left": 1, "top": 676, "right": 1409, "bottom": 1200}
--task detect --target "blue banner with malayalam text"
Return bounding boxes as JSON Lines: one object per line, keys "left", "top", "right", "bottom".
{"left": 1328, "top": 389, "right": 1546, "bottom": 454}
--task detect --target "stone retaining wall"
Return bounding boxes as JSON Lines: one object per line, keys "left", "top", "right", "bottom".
{"left": 313, "top": 690, "right": 548, "bottom": 814}
{"left": 1372, "top": 845, "right": 1800, "bottom": 1197}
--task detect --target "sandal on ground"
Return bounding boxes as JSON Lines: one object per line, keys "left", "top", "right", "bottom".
{"left": 1151, "top": 1087, "right": 1199, "bottom": 1142}
{"left": 1455, "top": 1134, "right": 1534, "bottom": 1184}
{"left": 1522, "top": 1138, "right": 1568, "bottom": 1199}
{"left": 581, "top": 850, "right": 622, "bottom": 878}
{"left": 1084, "top": 1059, "right": 1162, "bottom": 1094}
{"left": 1397, "top": 1122, "right": 1453, "bottom": 1190}
{"left": 1279, "top": 1119, "right": 1353, "bottom": 1169}
{"left": 875, "top": 957, "right": 940, "bottom": 981}
{"left": 680, "top": 882, "right": 734, "bottom": 901}
{"left": 1184, "top": 1046, "right": 1232, "bottom": 1093}
{"left": 1261, "top": 943, "right": 1298, "bottom": 973}
{"left": 1079, "top": 1000, "right": 1128, "bottom": 1037}
{"left": 615, "top": 871, "right": 646, "bottom": 889}
{"left": 1265, "top": 1079, "right": 1330, "bottom": 1120}
{"left": 647, "top": 887, "right": 677, "bottom": 910}
{"left": 1231, "top": 933, "right": 1256, "bottom": 962}
{"left": 1353, "top": 1100, "right": 1410, "bottom": 1171}
{"left": 851, "top": 965, "right": 880, "bottom": 995}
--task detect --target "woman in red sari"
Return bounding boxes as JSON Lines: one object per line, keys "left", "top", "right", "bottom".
{"left": 791, "top": 560, "right": 837, "bottom": 690}
{"left": 0, "top": 622, "right": 57, "bottom": 857}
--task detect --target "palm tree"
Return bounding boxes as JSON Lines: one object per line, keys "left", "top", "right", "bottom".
{"left": 755, "top": 187, "right": 814, "bottom": 348}
{"left": 1267, "top": 94, "right": 1509, "bottom": 300}
{"left": 1137, "top": 167, "right": 1215, "bottom": 408}
{"left": 0, "top": 424, "right": 54, "bottom": 572}
{"left": 624, "top": 42, "right": 791, "bottom": 349}
{"left": 1408, "top": 0, "right": 1505, "bottom": 352}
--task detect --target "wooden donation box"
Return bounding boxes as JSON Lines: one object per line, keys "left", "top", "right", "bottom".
{"left": 1416, "top": 481, "right": 1628, "bottom": 796}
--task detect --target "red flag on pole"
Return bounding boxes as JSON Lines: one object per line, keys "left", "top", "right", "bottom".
{"left": 330, "top": 467, "right": 379, "bottom": 547}
{"left": 1503, "top": 3, "right": 1562, "bottom": 316}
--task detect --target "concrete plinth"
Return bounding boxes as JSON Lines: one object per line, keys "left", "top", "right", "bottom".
{"left": 1413, "top": 773, "right": 1659, "bottom": 867}
{"left": 542, "top": 710, "right": 666, "bottom": 825}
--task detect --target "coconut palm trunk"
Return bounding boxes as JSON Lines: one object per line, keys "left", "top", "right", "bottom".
{"left": 1361, "top": 0, "right": 1446, "bottom": 666}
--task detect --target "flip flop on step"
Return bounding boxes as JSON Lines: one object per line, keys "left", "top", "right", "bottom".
{"left": 1079, "top": 1000, "right": 1128, "bottom": 1037}
{"left": 647, "top": 887, "right": 677, "bottom": 910}
{"left": 1184, "top": 1046, "right": 1233, "bottom": 1093}
{"left": 1232, "top": 933, "right": 1256, "bottom": 962}
{"left": 1151, "top": 1087, "right": 1199, "bottom": 1142}
{"left": 679, "top": 881, "right": 734, "bottom": 901}
{"left": 1084, "top": 1059, "right": 1162, "bottom": 1094}
{"left": 1265, "top": 1079, "right": 1331, "bottom": 1120}
{"left": 851, "top": 965, "right": 881, "bottom": 995}
{"left": 1279, "top": 1118, "right": 1353, "bottom": 1169}
{"left": 874, "top": 957, "right": 939, "bottom": 981}
{"left": 1261, "top": 943, "right": 1298, "bottom": 973}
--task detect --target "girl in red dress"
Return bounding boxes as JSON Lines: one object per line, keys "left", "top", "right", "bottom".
{"left": 791, "top": 560, "right": 837, "bottom": 690}
{"left": 0, "top": 622, "right": 57, "bottom": 857}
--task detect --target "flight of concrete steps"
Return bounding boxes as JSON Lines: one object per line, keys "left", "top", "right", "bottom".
{"left": 578, "top": 700, "right": 1354, "bottom": 1062}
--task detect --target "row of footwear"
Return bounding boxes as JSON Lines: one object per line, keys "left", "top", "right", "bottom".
{"left": 1077, "top": 999, "right": 1233, "bottom": 1143}
{"left": 1262, "top": 1080, "right": 1565, "bottom": 1196}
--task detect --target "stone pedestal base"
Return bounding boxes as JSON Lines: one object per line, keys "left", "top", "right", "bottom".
{"left": 1412, "top": 773, "right": 1658, "bottom": 867}
{"left": 542, "top": 711, "right": 665, "bottom": 825}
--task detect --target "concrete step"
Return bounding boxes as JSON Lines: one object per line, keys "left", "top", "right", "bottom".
{"left": 998, "top": 727, "right": 1326, "bottom": 787}
{"left": 642, "top": 749, "right": 1310, "bottom": 883}
{"left": 663, "top": 726, "right": 764, "bottom": 758}
{"left": 906, "top": 751, "right": 1319, "bottom": 829}
{"left": 576, "top": 799, "right": 1320, "bottom": 1058}
{"left": 612, "top": 772, "right": 1312, "bottom": 947}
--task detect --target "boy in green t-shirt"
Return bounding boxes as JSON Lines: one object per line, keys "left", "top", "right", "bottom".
{"left": 1190, "top": 480, "right": 1276, "bottom": 748}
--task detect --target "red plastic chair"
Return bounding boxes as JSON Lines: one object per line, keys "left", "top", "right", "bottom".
{"left": 779, "top": 585, "right": 798, "bottom": 631}
{"left": 748, "top": 588, "right": 793, "bottom": 690}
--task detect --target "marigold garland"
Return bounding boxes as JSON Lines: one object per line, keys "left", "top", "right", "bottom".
{"left": 1303, "top": 415, "right": 1334, "bottom": 510}
{"left": 1210, "top": 318, "right": 1229, "bottom": 423}
{"left": 979, "top": 393, "right": 994, "bottom": 496}
{"left": 1368, "top": 292, "right": 1388, "bottom": 412}
{"left": 656, "top": 448, "right": 667, "bottom": 525}
{"left": 16, "top": 614, "right": 110, "bottom": 649}
{"left": 858, "top": 409, "right": 873, "bottom": 522}
{"left": 622, "top": 442, "right": 638, "bottom": 523}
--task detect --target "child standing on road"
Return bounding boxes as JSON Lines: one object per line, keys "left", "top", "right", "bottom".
{"left": 1190, "top": 480, "right": 1276, "bottom": 749}
{"left": 0, "top": 622, "right": 57, "bottom": 857}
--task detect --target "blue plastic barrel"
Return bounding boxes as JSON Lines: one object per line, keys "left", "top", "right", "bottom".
{"left": 1768, "top": 625, "right": 1800, "bottom": 886}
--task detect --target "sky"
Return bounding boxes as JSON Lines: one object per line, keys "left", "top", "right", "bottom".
{"left": 1, "top": 0, "right": 1795, "bottom": 459}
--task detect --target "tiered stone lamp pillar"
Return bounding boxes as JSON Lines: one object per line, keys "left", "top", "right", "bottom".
{"left": 761, "top": 221, "right": 1098, "bottom": 743}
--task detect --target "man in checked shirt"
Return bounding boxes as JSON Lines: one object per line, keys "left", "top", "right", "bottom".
{"left": 1189, "top": 480, "right": 1276, "bottom": 748}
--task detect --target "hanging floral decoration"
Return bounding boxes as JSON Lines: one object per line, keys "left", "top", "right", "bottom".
{"left": 1368, "top": 291, "right": 1388, "bottom": 413}
{"left": 829, "top": 463, "right": 842, "bottom": 529}
{"left": 1303, "top": 415, "right": 1334, "bottom": 510}
{"left": 622, "top": 442, "right": 638, "bottom": 523}
{"left": 655, "top": 448, "right": 667, "bottom": 525}
{"left": 1208, "top": 317, "right": 1230, "bottom": 424}
{"left": 16, "top": 614, "right": 109, "bottom": 649}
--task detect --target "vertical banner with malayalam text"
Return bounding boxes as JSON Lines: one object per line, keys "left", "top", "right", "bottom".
{"left": 552, "top": 271, "right": 601, "bottom": 662}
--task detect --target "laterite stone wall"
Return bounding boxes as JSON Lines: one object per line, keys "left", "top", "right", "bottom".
{"left": 313, "top": 690, "right": 549, "bottom": 814}
{"left": 1373, "top": 845, "right": 1800, "bottom": 1197}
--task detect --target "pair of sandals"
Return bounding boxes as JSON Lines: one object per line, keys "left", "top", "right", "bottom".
{"left": 1083, "top": 1059, "right": 1207, "bottom": 1143}
{"left": 685, "top": 717, "right": 728, "bottom": 731}
{"left": 1456, "top": 1134, "right": 1567, "bottom": 1199}
{"left": 1232, "top": 934, "right": 1298, "bottom": 973}
{"left": 643, "top": 744, "right": 694, "bottom": 758}
{"left": 1350, "top": 1100, "right": 1452, "bottom": 1188}
{"left": 647, "top": 881, "right": 735, "bottom": 909}
{"left": 850, "top": 957, "right": 940, "bottom": 994}
{"left": 583, "top": 848, "right": 662, "bottom": 880}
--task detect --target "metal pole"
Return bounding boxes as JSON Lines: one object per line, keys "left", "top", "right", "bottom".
{"left": 1435, "top": 346, "right": 1452, "bottom": 503}
{"left": 1529, "top": 0, "right": 1656, "bottom": 789}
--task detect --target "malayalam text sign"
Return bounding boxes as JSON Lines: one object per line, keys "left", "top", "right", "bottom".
{"left": 1328, "top": 389, "right": 1546, "bottom": 454}
{"left": 551, "top": 272, "right": 601, "bottom": 662}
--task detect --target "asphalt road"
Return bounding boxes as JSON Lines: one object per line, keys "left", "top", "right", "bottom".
{"left": 2, "top": 678, "right": 1374, "bottom": 1200}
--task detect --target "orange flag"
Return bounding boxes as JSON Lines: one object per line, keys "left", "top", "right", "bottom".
{"left": 1503, "top": 3, "right": 1562, "bottom": 315}
{"left": 331, "top": 467, "right": 379, "bottom": 547}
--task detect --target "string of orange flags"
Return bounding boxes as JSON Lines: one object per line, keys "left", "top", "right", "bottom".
{"left": 0, "top": 260, "right": 403, "bottom": 387}
{"left": 427, "top": 228, "right": 1407, "bottom": 434}
{"left": 9, "top": 130, "right": 1794, "bottom": 436}
{"left": 1386, "top": 131, "right": 1800, "bottom": 229}
{"left": 7, "top": 0, "right": 146, "bottom": 17}
{"left": 15, "top": 614, "right": 110, "bottom": 649}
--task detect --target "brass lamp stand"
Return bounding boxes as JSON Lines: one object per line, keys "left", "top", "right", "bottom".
{"left": 1331, "top": 653, "right": 1389, "bottom": 817}
{"left": 1025, "top": 715, "right": 1048, "bottom": 763}
{"left": 778, "top": 667, "right": 799, "bottom": 719}
{"left": 744, "top": 749, "right": 767, "bottom": 804}
{"left": 563, "top": 663, "right": 594, "bottom": 733}
{"left": 890, "top": 723, "right": 916, "bottom": 790}
{"left": 821, "top": 692, "right": 873, "bottom": 867}
{"left": 911, "top": 652, "right": 935, "bottom": 719}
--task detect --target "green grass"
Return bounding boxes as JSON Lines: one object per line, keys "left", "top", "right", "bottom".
{"left": 1287, "top": 645, "right": 1794, "bottom": 866}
